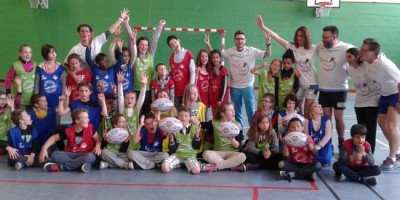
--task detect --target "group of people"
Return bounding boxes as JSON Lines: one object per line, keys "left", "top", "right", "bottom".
{"left": 0, "top": 9, "right": 398, "bottom": 187}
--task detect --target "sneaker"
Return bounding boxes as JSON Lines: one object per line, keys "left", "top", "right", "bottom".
{"left": 381, "top": 157, "right": 400, "bottom": 171}
{"left": 201, "top": 163, "right": 218, "bottom": 173}
{"left": 308, "top": 172, "right": 317, "bottom": 182}
{"left": 396, "top": 154, "right": 400, "bottom": 161}
{"left": 362, "top": 176, "right": 378, "bottom": 186}
{"left": 99, "top": 161, "right": 109, "bottom": 170}
{"left": 245, "top": 163, "right": 260, "bottom": 170}
{"left": 81, "top": 163, "right": 92, "bottom": 173}
{"left": 279, "top": 171, "right": 292, "bottom": 183}
{"left": 14, "top": 162, "right": 24, "bottom": 170}
{"left": 44, "top": 162, "right": 61, "bottom": 172}
{"left": 230, "top": 163, "right": 246, "bottom": 172}
{"left": 123, "top": 162, "right": 134, "bottom": 170}
{"left": 336, "top": 174, "right": 349, "bottom": 182}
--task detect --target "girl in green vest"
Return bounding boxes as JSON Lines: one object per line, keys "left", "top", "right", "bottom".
{"left": 4, "top": 44, "right": 36, "bottom": 111}
{"left": 277, "top": 49, "right": 299, "bottom": 110}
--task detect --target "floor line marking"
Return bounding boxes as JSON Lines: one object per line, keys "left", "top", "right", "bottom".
{"left": 376, "top": 139, "right": 389, "bottom": 148}
{"left": 252, "top": 187, "right": 259, "bottom": 200}
{"left": 0, "top": 179, "right": 318, "bottom": 191}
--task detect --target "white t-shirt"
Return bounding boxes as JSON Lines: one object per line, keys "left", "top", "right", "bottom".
{"left": 64, "top": 32, "right": 108, "bottom": 64}
{"left": 316, "top": 41, "right": 353, "bottom": 91}
{"left": 348, "top": 64, "right": 379, "bottom": 107}
{"left": 222, "top": 46, "right": 265, "bottom": 88}
{"left": 286, "top": 42, "right": 317, "bottom": 86}
{"left": 364, "top": 53, "right": 400, "bottom": 96}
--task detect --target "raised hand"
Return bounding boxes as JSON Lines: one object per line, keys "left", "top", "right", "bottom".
{"left": 256, "top": 15, "right": 265, "bottom": 29}
{"left": 115, "top": 25, "right": 122, "bottom": 36}
{"left": 116, "top": 71, "right": 125, "bottom": 83}
{"left": 265, "top": 32, "right": 271, "bottom": 44}
{"left": 159, "top": 20, "right": 166, "bottom": 28}
{"left": 141, "top": 73, "right": 148, "bottom": 86}
{"left": 64, "top": 86, "right": 72, "bottom": 97}
{"left": 120, "top": 8, "right": 129, "bottom": 20}
{"left": 204, "top": 34, "right": 210, "bottom": 46}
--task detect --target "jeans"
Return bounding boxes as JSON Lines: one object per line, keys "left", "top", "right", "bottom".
{"left": 51, "top": 151, "right": 96, "bottom": 171}
{"left": 230, "top": 86, "right": 255, "bottom": 127}
{"left": 333, "top": 162, "right": 381, "bottom": 181}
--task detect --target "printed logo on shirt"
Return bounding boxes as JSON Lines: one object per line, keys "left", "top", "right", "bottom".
{"left": 44, "top": 80, "right": 58, "bottom": 94}
{"left": 320, "top": 57, "right": 336, "bottom": 71}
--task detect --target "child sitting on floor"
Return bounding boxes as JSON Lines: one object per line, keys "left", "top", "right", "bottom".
{"left": 278, "top": 117, "right": 321, "bottom": 182}
{"left": 4, "top": 109, "right": 40, "bottom": 170}
{"left": 333, "top": 124, "right": 381, "bottom": 186}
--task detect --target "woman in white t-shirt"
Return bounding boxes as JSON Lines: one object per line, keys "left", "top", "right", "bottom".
{"left": 256, "top": 15, "right": 317, "bottom": 114}
{"left": 346, "top": 47, "right": 379, "bottom": 154}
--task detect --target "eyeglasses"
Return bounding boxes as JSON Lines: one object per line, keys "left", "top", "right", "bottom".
{"left": 322, "top": 35, "right": 333, "bottom": 40}
{"left": 235, "top": 37, "right": 246, "bottom": 40}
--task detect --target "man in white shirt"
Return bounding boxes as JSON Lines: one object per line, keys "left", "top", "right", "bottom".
{"left": 360, "top": 38, "right": 400, "bottom": 170}
{"left": 316, "top": 26, "right": 353, "bottom": 148}
{"left": 206, "top": 30, "right": 271, "bottom": 127}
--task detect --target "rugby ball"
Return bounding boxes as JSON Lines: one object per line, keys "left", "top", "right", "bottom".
{"left": 159, "top": 117, "right": 183, "bottom": 133}
{"left": 105, "top": 128, "right": 129, "bottom": 144}
{"left": 284, "top": 131, "right": 307, "bottom": 147}
{"left": 151, "top": 98, "right": 174, "bottom": 112}
{"left": 217, "top": 122, "right": 240, "bottom": 138}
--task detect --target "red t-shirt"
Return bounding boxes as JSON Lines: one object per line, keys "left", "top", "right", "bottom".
{"left": 66, "top": 69, "right": 93, "bottom": 102}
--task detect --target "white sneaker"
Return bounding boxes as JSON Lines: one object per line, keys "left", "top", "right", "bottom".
{"left": 99, "top": 161, "right": 109, "bottom": 170}
{"left": 81, "top": 163, "right": 92, "bottom": 173}
{"left": 124, "top": 162, "right": 134, "bottom": 170}
{"left": 15, "top": 162, "right": 24, "bottom": 170}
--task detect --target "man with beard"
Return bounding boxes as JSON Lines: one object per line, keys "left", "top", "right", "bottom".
{"left": 316, "top": 26, "right": 353, "bottom": 149}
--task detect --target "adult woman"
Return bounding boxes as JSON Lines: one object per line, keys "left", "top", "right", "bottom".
{"left": 346, "top": 47, "right": 379, "bottom": 154}
{"left": 256, "top": 15, "right": 317, "bottom": 113}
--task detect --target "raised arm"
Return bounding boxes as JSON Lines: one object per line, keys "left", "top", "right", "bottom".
{"left": 116, "top": 71, "right": 125, "bottom": 115}
{"left": 136, "top": 74, "right": 148, "bottom": 112}
{"left": 250, "top": 61, "right": 269, "bottom": 75}
{"left": 108, "top": 26, "right": 122, "bottom": 64}
{"left": 107, "top": 8, "right": 129, "bottom": 34}
{"left": 203, "top": 34, "right": 213, "bottom": 51}
{"left": 149, "top": 20, "right": 166, "bottom": 57}
{"left": 256, "top": 15, "right": 288, "bottom": 49}
{"left": 132, "top": 115, "right": 145, "bottom": 144}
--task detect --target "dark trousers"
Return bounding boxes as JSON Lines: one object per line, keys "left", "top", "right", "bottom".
{"left": 244, "top": 152, "right": 283, "bottom": 170}
{"left": 8, "top": 152, "right": 41, "bottom": 167}
{"left": 280, "top": 160, "right": 322, "bottom": 179}
{"left": 333, "top": 162, "right": 381, "bottom": 181}
{"left": 354, "top": 107, "right": 378, "bottom": 154}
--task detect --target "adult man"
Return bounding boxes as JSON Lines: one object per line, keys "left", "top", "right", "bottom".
{"left": 205, "top": 30, "right": 271, "bottom": 126}
{"left": 64, "top": 8, "right": 129, "bottom": 83}
{"left": 316, "top": 25, "right": 353, "bottom": 147}
{"left": 167, "top": 35, "right": 196, "bottom": 109}
{"left": 360, "top": 38, "right": 400, "bottom": 170}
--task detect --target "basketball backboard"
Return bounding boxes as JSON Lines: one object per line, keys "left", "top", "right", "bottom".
{"left": 306, "top": 0, "right": 341, "bottom": 8}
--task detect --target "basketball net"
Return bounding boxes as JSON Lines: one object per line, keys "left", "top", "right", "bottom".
{"left": 315, "top": 2, "right": 333, "bottom": 17}
{"left": 29, "top": 0, "right": 48, "bottom": 9}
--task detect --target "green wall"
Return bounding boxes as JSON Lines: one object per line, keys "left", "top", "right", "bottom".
{"left": 1, "top": 0, "right": 400, "bottom": 84}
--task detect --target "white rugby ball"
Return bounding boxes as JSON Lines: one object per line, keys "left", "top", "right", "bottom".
{"left": 217, "top": 122, "right": 240, "bottom": 138}
{"left": 159, "top": 117, "right": 183, "bottom": 133}
{"left": 284, "top": 131, "right": 307, "bottom": 147}
{"left": 151, "top": 98, "right": 174, "bottom": 112}
{"left": 105, "top": 128, "right": 129, "bottom": 144}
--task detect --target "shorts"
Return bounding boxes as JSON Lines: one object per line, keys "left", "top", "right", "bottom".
{"left": 318, "top": 91, "right": 347, "bottom": 109}
{"left": 163, "top": 154, "right": 200, "bottom": 173}
{"left": 378, "top": 93, "right": 398, "bottom": 114}
{"left": 296, "top": 85, "right": 318, "bottom": 100}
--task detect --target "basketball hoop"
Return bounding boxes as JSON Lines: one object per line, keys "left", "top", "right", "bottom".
{"left": 315, "top": 2, "right": 333, "bottom": 17}
{"left": 29, "top": 0, "right": 48, "bottom": 9}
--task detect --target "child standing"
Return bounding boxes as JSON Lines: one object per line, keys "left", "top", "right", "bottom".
{"left": 99, "top": 114, "right": 133, "bottom": 170}
{"left": 250, "top": 59, "right": 281, "bottom": 110}
{"left": 39, "top": 108, "right": 102, "bottom": 173}
{"left": 85, "top": 40, "right": 123, "bottom": 102}
{"left": 3, "top": 109, "right": 40, "bottom": 170}
{"left": 333, "top": 124, "right": 381, "bottom": 186}
{"left": 66, "top": 53, "right": 92, "bottom": 102}
{"left": 278, "top": 118, "right": 321, "bottom": 182}
{"left": 209, "top": 49, "right": 229, "bottom": 117}
{"left": 196, "top": 102, "right": 246, "bottom": 173}
{"left": 4, "top": 44, "right": 36, "bottom": 110}
{"left": 277, "top": 50, "right": 299, "bottom": 110}
{"left": 241, "top": 113, "right": 282, "bottom": 170}
{"left": 161, "top": 107, "right": 202, "bottom": 174}
{"left": 128, "top": 113, "right": 169, "bottom": 169}
{"left": 195, "top": 50, "right": 211, "bottom": 110}
{"left": 34, "top": 44, "right": 65, "bottom": 109}
{"left": 151, "top": 63, "right": 175, "bottom": 102}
